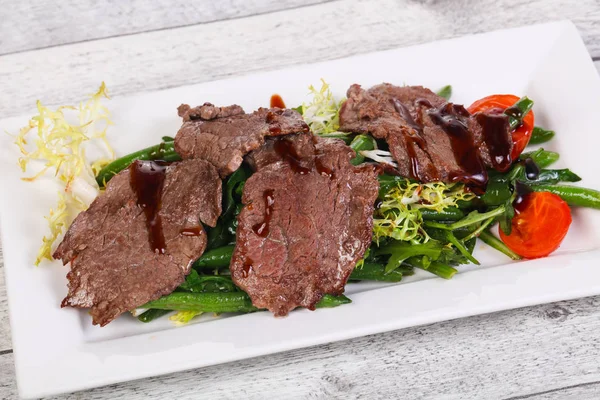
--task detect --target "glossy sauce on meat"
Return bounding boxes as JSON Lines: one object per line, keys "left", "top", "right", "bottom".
{"left": 273, "top": 138, "right": 311, "bottom": 174}
{"left": 270, "top": 94, "right": 286, "bottom": 109}
{"left": 392, "top": 98, "right": 434, "bottom": 179}
{"left": 130, "top": 160, "right": 167, "bottom": 253}
{"left": 427, "top": 103, "right": 487, "bottom": 192}
{"left": 252, "top": 189, "right": 275, "bottom": 237}
{"left": 180, "top": 226, "right": 203, "bottom": 236}
{"left": 475, "top": 112, "right": 512, "bottom": 172}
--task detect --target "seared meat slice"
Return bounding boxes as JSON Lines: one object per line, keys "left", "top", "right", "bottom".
{"left": 231, "top": 134, "right": 379, "bottom": 316}
{"left": 339, "top": 83, "right": 513, "bottom": 189}
{"left": 175, "top": 103, "right": 309, "bottom": 177}
{"left": 53, "top": 159, "right": 222, "bottom": 326}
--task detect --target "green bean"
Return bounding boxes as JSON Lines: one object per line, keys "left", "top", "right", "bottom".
{"left": 405, "top": 256, "right": 457, "bottom": 279}
{"left": 137, "top": 309, "right": 172, "bottom": 323}
{"left": 349, "top": 262, "right": 403, "bottom": 282}
{"left": 520, "top": 148, "right": 559, "bottom": 168}
{"left": 478, "top": 230, "right": 521, "bottom": 260}
{"left": 96, "top": 141, "right": 181, "bottom": 186}
{"left": 505, "top": 97, "right": 534, "bottom": 130}
{"left": 375, "top": 241, "right": 443, "bottom": 273}
{"left": 142, "top": 292, "right": 351, "bottom": 312}
{"left": 424, "top": 206, "right": 506, "bottom": 231}
{"left": 529, "top": 127, "right": 555, "bottom": 145}
{"left": 350, "top": 134, "right": 376, "bottom": 165}
{"left": 445, "top": 231, "right": 480, "bottom": 265}
{"left": 315, "top": 294, "right": 353, "bottom": 308}
{"left": 522, "top": 169, "right": 581, "bottom": 185}
{"left": 420, "top": 207, "right": 465, "bottom": 221}
{"left": 193, "top": 245, "right": 234, "bottom": 270}
{"left": 462, "top": 216, "right": 495, "bottom": 242}
{"left": 424, "top": 261, "right": 457, "bottom": 280}
{"left": 529, "top": 185, "right": 600, "bottom": 209}
{"left": 179, "top": 274, "right": 238, "bottom": 293}
{"left": 144, "top": 292, "right": 257, "bottom": 313}
{"left": 436, "top": 85, "right": 452, "bottom": 100}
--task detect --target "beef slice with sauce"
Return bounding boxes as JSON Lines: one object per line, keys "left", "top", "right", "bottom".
{"left": 53, "top": 158, "right": 222, "bottom": 326}
{"left": 175, "top": 103, "right": 309, "bottom": 177}
{"left": 338, "top": 83, "right": 513, "bottom": 189}
{"left": 231, "top": 134, "right": 379, "bottom": 316}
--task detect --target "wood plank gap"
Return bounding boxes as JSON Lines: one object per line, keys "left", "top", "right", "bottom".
{"left": 503, "top": 380, "right": 600, "bottom": 400}
{"left": 0, "top": 349, "right": 13, "bottom": 356}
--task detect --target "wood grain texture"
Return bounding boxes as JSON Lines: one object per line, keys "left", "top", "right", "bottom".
{"left": 0, "top": 0, "right": 332, "bottom": 56}
{"left": 2, "top": 297, "right": 600, "bottom": 399}
{"left": 0, "top": 243, "right": 10, "bottom": 353}
{"left": 1, "top": 0, "right": 599, "bottom": 118}
{"left": 2, "top": 0, "right": 600, "bottom": 398}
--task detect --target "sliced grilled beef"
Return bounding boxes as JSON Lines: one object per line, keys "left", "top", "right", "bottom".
{"left": 231, "top": 134, "right": 379, "bottom": 316}
{"left": 53, "top": 159, "right": 222, "bottom": 326}
{"left": 338, "top": 83, "right": 513, "bottom": 190}
{"left": 175, "top": 103, "right": 309, "bottom": 177}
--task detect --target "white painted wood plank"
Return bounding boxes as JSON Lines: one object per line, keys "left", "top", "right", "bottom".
{"left": 1, "top": 297, "right": 599, "bottom": 399}
{"left": 518, "top": 382, "right": 600, "bottom": 400}
{"left": 0, "top": 242, "right": 10, "bottom": 353}
{"left": 0, "top": 0, "right": 331, "bottom": 56}
{"left": 0, "top": 0, "right": 599, "bottom": 118}
{"left": 0, "top": 353, "right": 17, "bottom": 400}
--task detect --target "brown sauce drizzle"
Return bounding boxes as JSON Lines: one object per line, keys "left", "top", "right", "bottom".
{"left": 504, "top": 105, "right": 524, "bottom": 129}
{"left": 252, "top": 189, "right": 275, "bottom": 237}
{"left": 270, "top": 94, "right": 286, "bottom": 109}
{"left": 242, "top": 257, "right": 254, "bottom": 278}
{"left": 392, "top": 98, "right": 438, "bottom": 180}
{"left": 514, "top": 181, "right": 533, "bottom": 207}
{"left": 474, "top": 112, "right": 512, "bottom": 172}
{"left": 427, "top": 103, "right": 487, "bottom": 192}
{"left": 180, "top": 226, "right": 203, "bottom": 237}
{"left": 273, "top": 139, "right": 311, "bottom": 174}
{"left": 524, "top": 157, "right": 540, "bottom": 179}
{"left": 315, "top": 158, "right": 333, "bottom": 178}
{"left": 130, "top": 160, "right": 167, "bottom": 254}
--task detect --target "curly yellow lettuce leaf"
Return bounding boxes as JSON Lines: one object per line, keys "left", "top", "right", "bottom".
{"left": 302, "top": 79, "right": 345, "bottom": 135}
{"left": 14, "top": 83, "right": 115, "bottom": 265}
{"left": 373, "top": 179, "right": 476, "bottom": 245}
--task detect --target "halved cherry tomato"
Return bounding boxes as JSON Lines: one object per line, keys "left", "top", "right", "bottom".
{"left": 499, "top": 192, "right": 572, "bottom": 259}
{"left": 468, "top": 94, "right": 534, "bottom": 160}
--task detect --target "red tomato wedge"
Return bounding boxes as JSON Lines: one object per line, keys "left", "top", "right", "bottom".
{"left": 499, "top": 192, "right": 572, "bottom": 259}
{"left": 468, "top": 94, "right": 534, "bottom": 160}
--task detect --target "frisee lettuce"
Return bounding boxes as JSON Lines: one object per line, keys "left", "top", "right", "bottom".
{"left": 373, "top": 179, "right": 475, "bottom": 244}
{"left": 169, "top": 310, "right": 203, "bottom": 326}
{"left": 302, "top": 79, "right": 345, "bottom": 135}
{"left": 14, "top": 82, "right": 115, "bottom": 265}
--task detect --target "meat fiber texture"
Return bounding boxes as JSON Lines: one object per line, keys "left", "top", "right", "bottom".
{"left": 231, "top": 134, "right": 379, "bottom": 316}
{"left": 175, "top": 103, "right": 309, "bottom": 177}
{"left": 53, "top": 159, "right": 222, "bottom": 326}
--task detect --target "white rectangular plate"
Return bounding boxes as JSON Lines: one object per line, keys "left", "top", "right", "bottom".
{"left": 2, "top": 20, "right": 600, "bottom": 399}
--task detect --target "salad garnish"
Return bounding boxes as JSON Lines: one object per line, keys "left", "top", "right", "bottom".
{"left": 14, "top": 83, "right": 115, "bottom": 265}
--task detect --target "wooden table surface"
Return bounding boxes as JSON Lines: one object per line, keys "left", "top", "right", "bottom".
{"left": 1, "top": 1, "right": 600, "bottom": 398}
